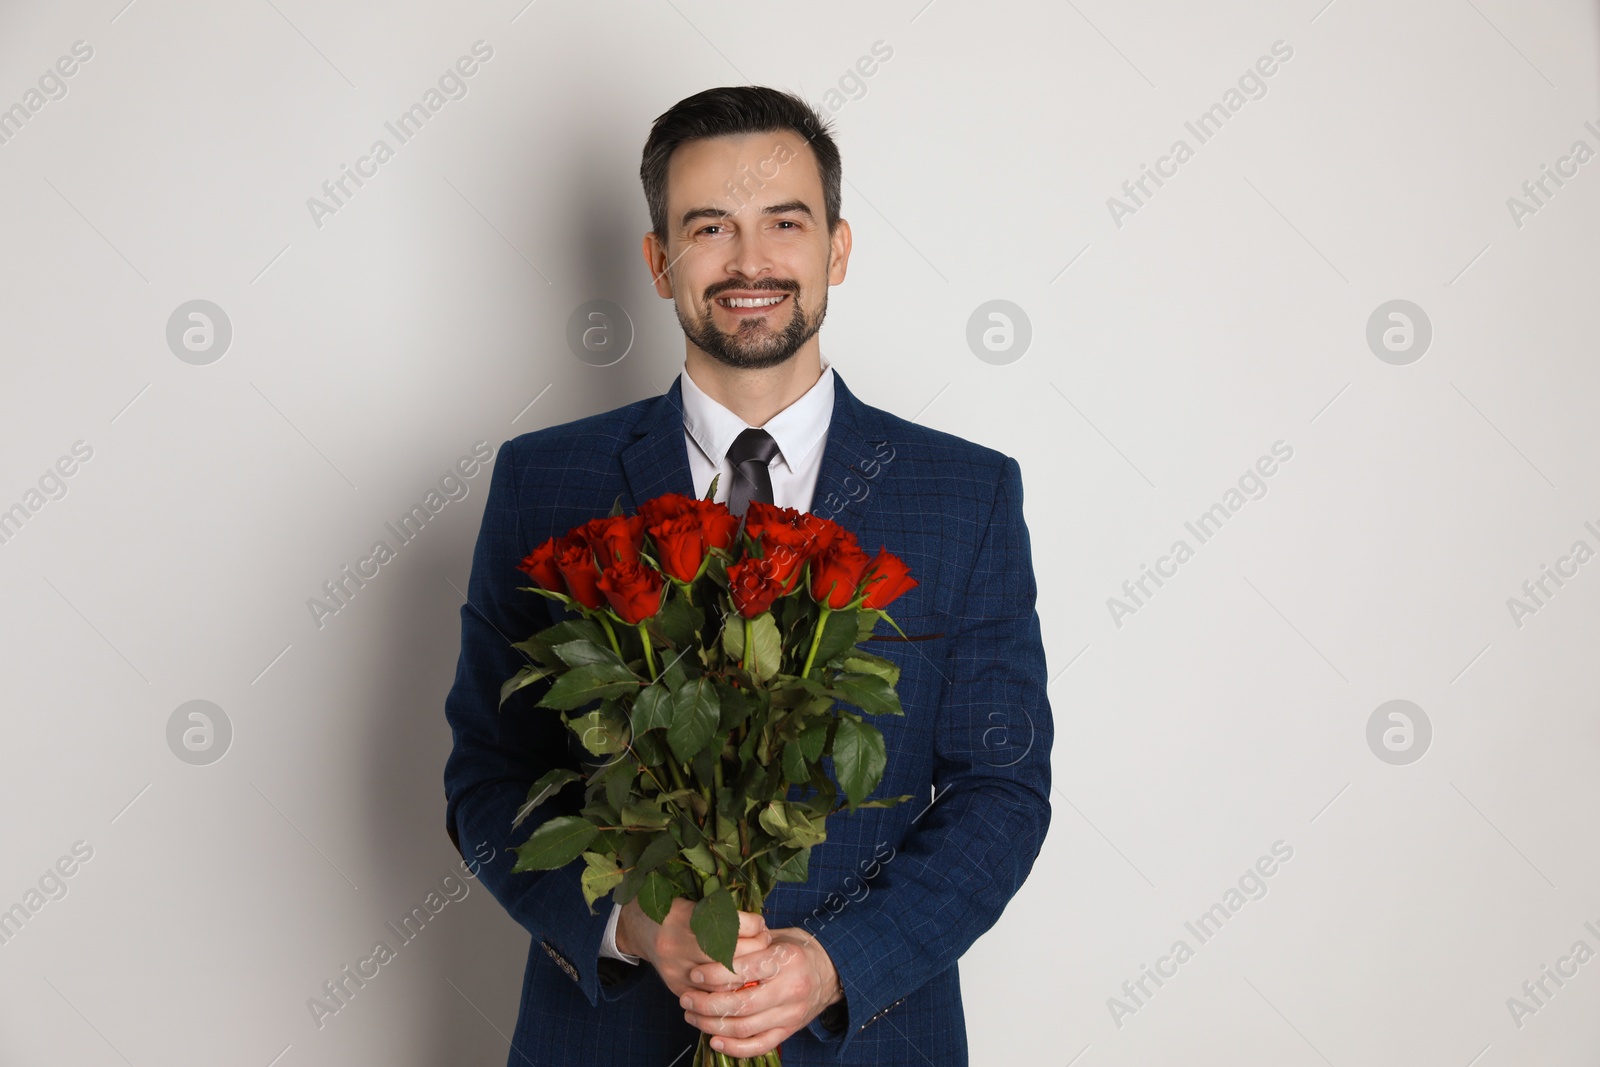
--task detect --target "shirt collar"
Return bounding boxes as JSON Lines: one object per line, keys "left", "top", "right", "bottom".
{"left": 679, "top": 356, "right": 835, "bottom": 472}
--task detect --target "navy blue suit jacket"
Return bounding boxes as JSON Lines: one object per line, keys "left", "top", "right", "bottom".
{"left": 443, "top": 370, "right": 1052, "bottom": 1065}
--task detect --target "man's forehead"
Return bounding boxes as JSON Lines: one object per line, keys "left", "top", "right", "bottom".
{"left": 667, "top": 131, "right": 818, "bottom": 198}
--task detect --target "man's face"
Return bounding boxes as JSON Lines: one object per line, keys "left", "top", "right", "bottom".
{"left": 644, "top": 131, "right": 851, "bottom": 371}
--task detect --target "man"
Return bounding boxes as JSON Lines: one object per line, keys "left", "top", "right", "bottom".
{"left": 442, "top": 85, "right": 1052, "bottom": 1065}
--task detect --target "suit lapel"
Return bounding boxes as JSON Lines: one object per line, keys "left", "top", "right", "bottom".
{"left": 810, "top": 370, "right": 875, "bottom": 521}
{"left": 619, "top": 376, "right": 695, "bottom": 507}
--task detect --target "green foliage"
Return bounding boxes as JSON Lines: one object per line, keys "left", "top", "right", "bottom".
{"left": 511, "top": 816, "right": 597, "bottom": 872}
{"left": 691, "top": 888, "right": 739, "bottom": 970}
{"left": 504, "top": 527, "right": 916, "bottom": 965}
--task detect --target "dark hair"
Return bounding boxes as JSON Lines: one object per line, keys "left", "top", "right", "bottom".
{"left": 639, "top": 85, "right": 841, "bottom": 244}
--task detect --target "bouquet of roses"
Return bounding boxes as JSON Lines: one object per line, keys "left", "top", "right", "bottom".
{"left": 500, "top": 487, "right": 916, "bottom": 1067}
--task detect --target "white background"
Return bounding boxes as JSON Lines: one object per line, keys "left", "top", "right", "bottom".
{"left": 2, "top": 1, "right": 1598, "bottom": 1064}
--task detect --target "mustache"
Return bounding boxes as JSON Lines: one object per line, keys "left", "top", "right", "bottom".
{"left": 704, "top": 280, "right": 798, "bottom": 300}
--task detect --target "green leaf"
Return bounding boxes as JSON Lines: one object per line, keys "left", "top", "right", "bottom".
{"left": 539, "top": 663, "right": 640, "bottom": 710}
{"left": 634, "top": 831, "right": 679, "bottom": 876}
{"left": 602, "top": 755, "right": 635, "bottom": 811}
{"left": 721, "top": 613, "right": 745, "bottom": 661}
{"left": 680, "top": 842, "right": 718, "bottom": 874}
{"left": 619, "top": 802, "right": 672, "bottom": 830}
{"left": 631, "top": 684, "right": 674, "bottom": 732}
{"left": 632, "top": 730, "right": 668, "bottom": 767}
{"left": 553, "top": 638, "right": 627, "bottom": 669}
{"left": 772, "top": 846, "right": 811, "bottom": 883}
{"left": 512, "top": 633, "right": 562, "bottom": 668}
{"left": 662, "top": 653, "right": 689, "bottom": 691}
{"left": 830, "top": 673, "right": 903, "bottom": 716}
{"left": 651, "top": 591, "right": 699, "bottom": 650}
{"left": 500, "top": 663, "right": 555, "bottom": 709}
{"left": 856, "top": 794, "right": 914, "bottom": 809}
{"left": 746, "top": 612, "right": 782, "bottom": 681}
{"left": 781, "top": 741, "right": 808, "bottom": 785}
{"left": 540, "top": 619, "right": 610, "bottom": 651}
{"left": 716, "top": 681, "right": 750, "bottom": 733}
{"left": 832, "top": 715, "right": 888, "bottom": 808}
{"left": 567, "top": 708, "right": 628, "bottom": 755}
{"left": 856, "top": 609, "right": 882, "bottom": 642}
{"left": 511, "top": 816, "right": 597, "bottom": 871}
{"left": 615, "top": 831, "right": 680, "bottom": 905}
{"left": 758, "top": 801, "right": 826, "bottom": 848}
{"left": 691, "top": 888, "right": 739, "bottom": 970}
{"left": 637, "top": 870, "right": 679, "bottom": 923}
{"left": 580, "top": 852, "right": 624, "bottom": 909}
{"left": 798, "top": 718, "right": 830, "bottom": 763}
{"left": 667, "top": 676, "right": 720, "bottom": 763}
{"left": 810, "top": 609, "right": 859, "bottom": 673}
{"left": 836, "top": 650, "right": 901, "bottom": 687}
{"left": 512, "top": 768, "right": 581, "bottom": 829}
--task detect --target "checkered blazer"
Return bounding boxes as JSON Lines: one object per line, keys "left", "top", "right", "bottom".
{"left": 443, "top": 370, "right": 1053, "bottom": 1065}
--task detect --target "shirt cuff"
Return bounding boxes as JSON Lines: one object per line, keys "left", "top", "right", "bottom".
{"left": 599, "top": 903, "right": 642, "bottom": 965}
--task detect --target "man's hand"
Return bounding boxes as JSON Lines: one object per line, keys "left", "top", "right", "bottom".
{"left": 678, "top": 927, "right": 844, "bottom": 1058}
{"left": 615, "top": 898, "right": 771, "bottom": 1000}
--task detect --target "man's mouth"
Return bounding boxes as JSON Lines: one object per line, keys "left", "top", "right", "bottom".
{"left": 715, "top": 293, "right": 789, "bottom": 312}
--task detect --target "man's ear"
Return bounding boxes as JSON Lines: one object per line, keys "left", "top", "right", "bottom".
{"left": 642, "top": 231, "right": 675, "bottom": 298}
{"left": 827, "top": 218, "right": 853, "bottom": 286}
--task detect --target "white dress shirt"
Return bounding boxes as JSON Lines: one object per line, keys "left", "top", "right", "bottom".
{"left": 599, "top": 355, "right": 836, "bottom": 965}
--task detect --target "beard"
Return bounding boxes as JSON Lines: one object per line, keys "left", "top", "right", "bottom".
{"left": 676, "top": 280, "right": 827, "bottom": 371}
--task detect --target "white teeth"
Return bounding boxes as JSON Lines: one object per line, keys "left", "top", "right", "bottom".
{"left": 719, "top": 295, "right": 785, "bottom": 308}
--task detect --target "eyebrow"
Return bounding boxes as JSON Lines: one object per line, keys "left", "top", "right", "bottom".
{"left": 679, "top": 199, "right": 815, "bottom": 229}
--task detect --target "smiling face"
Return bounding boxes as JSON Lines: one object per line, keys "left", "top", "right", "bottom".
{"left": 643, "top": 130, "right": 851, "bottom": 372}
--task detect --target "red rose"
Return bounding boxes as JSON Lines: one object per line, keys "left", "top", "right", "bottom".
{"left": 690, "top": 499, "right": 742, "bottom": 553}
{"left": 638, "top": 493, "right": 695, "bottom": 532}
{"left": 597, "top": 559, "right": 665, "bottom": 625}
{"left": 515, "top": 536, "right": 565, "bottom": 593}
{"left": 726, "top": 555, "right": 790, "bottom": 618}
{"left": 744, "top": 503, "right": 840, "bottom": 590}
{"left": 554, "top": 534, "right": 605, "bottom": 610}
{"left": 861, "top": 548, "right": 917, "bottom": 610}
{"left": 649, "top": 515, "right": 706, "bottom": 583}
{"left": 744, "top": 503, "right": 839, "bottom": 555}
{"left": 578, "top": 515, "right": 646, "bottom": 569}
{"left": 809, "top": 532, "right": 872, "bottom": 609}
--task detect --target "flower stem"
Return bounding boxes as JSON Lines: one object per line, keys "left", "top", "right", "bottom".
{"left": 637, "top": 622, "right": 658, "bottom": 681}
{"left": 598, "top": 614, "right": 622, "bottom": 659}
{"left": 742, "top": 617, "right": 751, "bottom": 672}
{"left": 801, "top": 606, "right": 831, "bottom": 678}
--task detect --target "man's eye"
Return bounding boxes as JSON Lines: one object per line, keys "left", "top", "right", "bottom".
{"left": 698, "top": 225, "right": 722, "bottom": 236}
{"left": 775, "top": 220, "right": 797, "bottom": 229}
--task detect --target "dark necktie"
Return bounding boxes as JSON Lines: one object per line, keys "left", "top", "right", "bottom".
{"left": 725, "top": 428, "right": 779, "bottom": 518}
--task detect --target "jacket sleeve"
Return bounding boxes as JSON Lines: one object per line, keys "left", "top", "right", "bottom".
{"left": 807, "top": 454, "right": 1053, "bottom": 1055}
{"left": 441, "top": 438, "right": 643, "bottom": 1006}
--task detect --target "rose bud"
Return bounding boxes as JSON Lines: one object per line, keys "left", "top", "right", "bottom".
{"left": 649, "top": 515, "right": 706, "bottom": 583}
{"left": 638, "top": 492, "right": 695, "bottom": 532}
{"left": 690, "top": 499, "right": 742, "bottom": 553}
{"left": 727, "top": 556, "right": 788, "bottom": 618}
{"left": 554, "top": 534, "right": 606, "bottom": 610}
{"left": 597, "top": 559, "right": 665, "bottom": 625}
{"left": 577, "top": 514, "right": 647, "bottom": 569}
{"left": 515, "top": 536, "right": 565, "bottom": 593}
{"left": 810, "top": 533, "right": 872, "bottom": 609}
{"left": 861, "top": 548, "right": 917, "bottom": 610}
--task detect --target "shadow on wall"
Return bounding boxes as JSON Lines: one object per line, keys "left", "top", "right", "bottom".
{"left": 352, "top": 100, "right": 680, "bottom": 1063}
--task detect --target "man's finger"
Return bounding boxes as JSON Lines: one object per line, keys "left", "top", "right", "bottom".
{"left": 735, "top": 910, "right": 766, "bottom": 938}
{"left": 708, "top": 1025, "right": 791, "bottom": 1059}
{"left": 731, "top": 930, "right": 771, "bottom": 958}
{"left": 679, "top": 983, "right": 775, "bottom": 1019}
{"left": 686, "top": 960, "right": 743, "bottom": 989}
